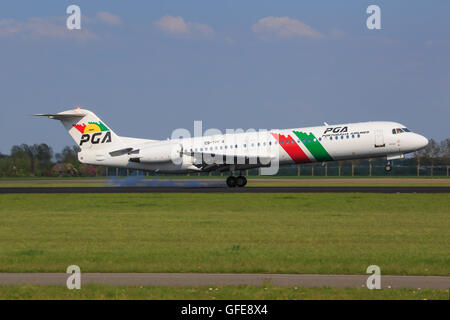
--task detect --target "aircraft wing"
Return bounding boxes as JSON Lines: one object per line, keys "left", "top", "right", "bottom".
{"left": 183, "top": 150, "right": 274, "bottom": 171}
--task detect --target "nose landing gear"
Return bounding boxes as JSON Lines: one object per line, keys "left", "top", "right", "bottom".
{"left": 385, "top": 161, "right": 392, "bottom": 173}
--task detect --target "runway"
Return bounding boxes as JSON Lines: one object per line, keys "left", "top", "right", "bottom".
{"left": 0, "top": 186, "right": 449, "bottom": 193}
{"left": 1, "top": 178, "right": 449, "bottom": 184}
{"left": 0, "top": 273, "right": 448, "bottom": 289}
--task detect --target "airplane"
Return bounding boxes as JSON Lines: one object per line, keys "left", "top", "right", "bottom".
{"left": 35, "top": 107, "right": 429, "bottom": 187}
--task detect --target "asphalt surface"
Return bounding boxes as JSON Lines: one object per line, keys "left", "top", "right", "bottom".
{"left": 0, "top": 273, "right": 448, "bottom": 289}
{"left": 0, "top": 186, "right": 449, "bottom": 193}
{"left": 1, "top": 178, "right": 449, "bottom": 184}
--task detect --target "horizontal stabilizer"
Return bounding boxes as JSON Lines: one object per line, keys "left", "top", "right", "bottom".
{"left": 34, "top": 113, "right": 86, "bottom": 120}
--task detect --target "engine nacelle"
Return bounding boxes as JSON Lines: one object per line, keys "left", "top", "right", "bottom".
{"left": 129, "top": 143, "right": 182, "bottom": 164}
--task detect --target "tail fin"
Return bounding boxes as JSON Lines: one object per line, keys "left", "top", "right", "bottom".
{"left": 35, "top": 107, "right": 125, "bottom": 152}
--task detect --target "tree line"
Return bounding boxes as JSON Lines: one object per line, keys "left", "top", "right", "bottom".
{"left": 0, "top": 144, "right": 98, "bottom": 177}
{"left": 0, "top": 138, "right": 448, "bottom": 177}
{"left": 415, "top": 138, "right": 449, "bottom": 165}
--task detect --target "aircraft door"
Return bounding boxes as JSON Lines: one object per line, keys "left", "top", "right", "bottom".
{"left": 374, "top": 129, "right": 385, "bottom": 148}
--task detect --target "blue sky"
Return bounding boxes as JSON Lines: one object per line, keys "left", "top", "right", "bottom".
{"left": 0, "top": 0, "right": 449, "bottom": 154}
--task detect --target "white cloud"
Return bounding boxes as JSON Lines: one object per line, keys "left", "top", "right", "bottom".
{"left": 0, "top": 12, "right": 122, "bottom": 41}
{"left": 155, "top": 16, "right": 188, "bottom": 34}
{"left": 252, "top": 16, "right": 324, "bottom": 40}
{"left": 0, "top": 17, "right": 97, "bottom": 40}
{"left": 154, "top": 15, "right": 214, "bottom": 39}
{"left": 189, "top": 22, "right": 214, "bottom": 38}
{"left": 329, "top": 28, "right": 345, "bottom": 39}
{"left": 96, "top": 12, "right": 122, "bottom": 26}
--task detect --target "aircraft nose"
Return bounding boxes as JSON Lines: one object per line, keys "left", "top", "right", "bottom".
{"left": 416, "top": 134, "right": 428, "bottom": 150}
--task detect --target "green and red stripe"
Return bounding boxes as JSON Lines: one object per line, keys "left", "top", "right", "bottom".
{"left": 271, "top": 133, "right": 311, "bottom": 163}
{"left": 293, "top": 131, "right": 333, "bottom": 162}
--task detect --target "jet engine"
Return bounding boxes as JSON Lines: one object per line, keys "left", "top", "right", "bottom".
{"left": 129, "top": 143, "right": 182, "bottom": 164}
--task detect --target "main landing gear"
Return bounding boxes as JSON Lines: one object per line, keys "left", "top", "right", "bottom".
{"left": 385, "top": 161, "right": 392, "bottom": 173}
{"left": 226, "top": 175, "right": 247, "bottom": 188}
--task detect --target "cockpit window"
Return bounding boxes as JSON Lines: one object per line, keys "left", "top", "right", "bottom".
{"left": 392, "top": 127, "right": 411, "bottom": 134}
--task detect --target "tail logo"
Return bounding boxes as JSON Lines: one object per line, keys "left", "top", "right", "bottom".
{"left": 73, "top": 122, "right": 112, "bottom": 146}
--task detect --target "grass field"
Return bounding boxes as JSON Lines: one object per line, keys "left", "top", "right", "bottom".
{"left": 0, "top": 193, "right": 448, "bottom": 275}
{"left": 0, "top": 284, "right": 447, "bottom": 300}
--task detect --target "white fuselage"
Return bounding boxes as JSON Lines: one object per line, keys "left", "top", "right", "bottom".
{"left": 78, "top": 121, "right": 428, "bottom": 174}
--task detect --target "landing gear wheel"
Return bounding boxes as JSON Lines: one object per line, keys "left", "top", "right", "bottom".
{"left": 236, "top": 176, "right": 247, "bottom": 187}
{"left": 226, "top": 176, "right": 237, "bottom": 188}
{"left": 385, "top": 161, "right": 392, "bottom": 172}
